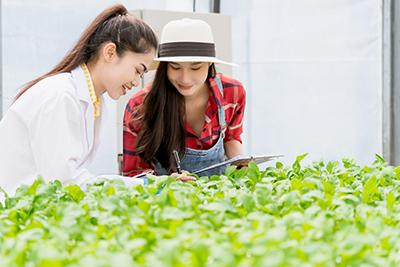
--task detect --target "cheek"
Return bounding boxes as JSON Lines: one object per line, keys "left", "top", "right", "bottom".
{"left": 167, "top": 70, "right": 178, "bottom": 83}
{"left": 108, "top": 73, "right": 121, "bottom": 87}
{"left": 111, "top": 71, "right": 131, "bottom": 88}
{"left": 167, "top": 68, "right": 174, "bottom": 79}
{"left": 104, "top": 65, "right": 119, "bottom": 79}
{"left": 195, "top": 72, "right": 208, "bottom": 84}
{"left": 105, "top": 72, "right": 124, "bottom": 90}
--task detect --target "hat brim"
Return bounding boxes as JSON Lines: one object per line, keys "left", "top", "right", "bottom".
{"left": 150, "top": 56, "right": 237, "bottom": 70}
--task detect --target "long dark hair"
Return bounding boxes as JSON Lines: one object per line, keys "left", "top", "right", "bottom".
{"left": 15, "top": 4, "right": 158, "bottom": 100}
{"left": 136, "top": 62, "right": 216, "bottom": 172}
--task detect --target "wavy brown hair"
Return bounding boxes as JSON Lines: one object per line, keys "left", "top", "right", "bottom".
{"left": 136, "top": 62, "right": 216, "bottom": 172}
{"left": 15, "top": 4, "right": 158, "bottom": 100}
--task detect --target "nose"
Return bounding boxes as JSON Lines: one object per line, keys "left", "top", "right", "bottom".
{"left": 178, "top": 69, "right": 191, "bottom": 84}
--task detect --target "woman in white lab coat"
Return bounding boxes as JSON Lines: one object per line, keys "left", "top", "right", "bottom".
{"left": 0, "top": 4, "right": 157, "bottom": 195}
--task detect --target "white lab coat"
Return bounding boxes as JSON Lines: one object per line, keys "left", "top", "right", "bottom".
{"left": 0, "top": 66, "right": 108, "bottom": 195}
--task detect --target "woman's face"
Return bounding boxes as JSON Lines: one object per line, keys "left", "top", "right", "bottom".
{"left": 102, "top": 49, "right": 155, "bottom": 100}
{"left": 167, "top": 62, "right": 210, "bottom": 98}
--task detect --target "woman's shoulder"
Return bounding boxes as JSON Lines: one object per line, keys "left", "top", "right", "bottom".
{"left": 125, "top": 85, "right": 152, "bottom": 121}
{"left": 217, "top": 74, "right": 245, "bottom": 89}
{"left": 26, "top": 73, "right": 76, "bottom": 101}
{"left": 15, "top": 73, "right": 76, "bottom": 105}
{"left": 214, "top": 74, "right": 246, "bottom": 102}
{"left": 127, "top": 85, "right": 151, "bottom": 106}
{"left": 10, "top": 73, "right": 79, "bottom": 123}
{"left": 124, "top": 86, "right": 152, "bottom": 130}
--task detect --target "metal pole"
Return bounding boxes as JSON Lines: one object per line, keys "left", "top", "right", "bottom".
{"left": 0, "top": 0, "right": 2, "bottom": 118}
{"left": 210, "top": 0, "right": 220, "bottom": 13}
{"left": 392, "top": 0, "right": 400, "bottom": 166}
{"left": 383, "top": 0, "right": 393, "bottom": 164}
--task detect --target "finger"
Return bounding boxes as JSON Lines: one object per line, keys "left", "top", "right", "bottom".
{"left": 171, "top": 173, "right": 180, "bottom": 178}
{"left": 171, "top": 172, "right": 190, "bottom": 178}
{"left": 179, "top": 176, "right": 196, "bottom": 182}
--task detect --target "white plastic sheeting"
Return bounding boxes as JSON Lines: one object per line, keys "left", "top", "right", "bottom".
{"left": 223, "top": 0, "right": 382, "bottom": 165}
{"left": 2, "top": 0, "right": 383, "bottom": 174}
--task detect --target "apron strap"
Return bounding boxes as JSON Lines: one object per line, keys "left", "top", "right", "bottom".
{"left": 214, "top": 75, "right": 224, "bottom": 97}
{"left": 213, "top": 76, "right": 226, "bottom": 134}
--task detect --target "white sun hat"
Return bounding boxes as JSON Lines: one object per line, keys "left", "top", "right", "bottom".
{"left": 153, "top": 18, "right": 235, "bottom": 66}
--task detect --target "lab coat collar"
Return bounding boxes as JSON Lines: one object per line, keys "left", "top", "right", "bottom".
{"left": 71, "top": 65, "right": 105, "bottom": 152}
{"left": 71, "top": 65, "right": 93, "bottom": 104}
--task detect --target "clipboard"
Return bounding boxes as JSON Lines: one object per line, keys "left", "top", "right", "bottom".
{"left": 192, "top": 154, "right": 283, "bottom": 174}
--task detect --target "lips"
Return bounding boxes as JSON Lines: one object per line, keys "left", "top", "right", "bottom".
{"left": 178, "top": 84, "right": 193, "bottom": 90}
{"left": 122, "top": 84, "right": 131, "bottom": 95}
{"left": 121, "top": 80, "right": 137, "bottom": 95}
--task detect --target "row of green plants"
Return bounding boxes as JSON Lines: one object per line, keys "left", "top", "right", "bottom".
{"left": 0, "top": 154, "right": 400, "bottom": 266}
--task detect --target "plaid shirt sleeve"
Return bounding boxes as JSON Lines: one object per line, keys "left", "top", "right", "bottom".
{"left": 220, "top": 76, "right": 246, "bottom": 144}
{"left": 122, "top": 89, "right": 154, "bottom": 176}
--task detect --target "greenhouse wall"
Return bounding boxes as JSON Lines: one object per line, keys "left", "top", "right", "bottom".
{"left": 2, "top": 0, "right": 383, "bottom": 174}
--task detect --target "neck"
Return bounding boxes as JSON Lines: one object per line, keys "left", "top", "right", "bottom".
{"left": 86, "top": 61, "right": 106, "bottom": 97}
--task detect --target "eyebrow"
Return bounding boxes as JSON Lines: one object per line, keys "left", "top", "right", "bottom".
{"left": 140, "top": 63, "right": 148, "bottom": 73}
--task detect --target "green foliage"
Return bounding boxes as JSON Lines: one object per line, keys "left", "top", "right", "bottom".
{"left": 1, "top": 155, "right": 400, "bottom": 266}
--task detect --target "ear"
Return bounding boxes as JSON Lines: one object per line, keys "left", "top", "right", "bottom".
{"left": 101, "top": 42, "right": 117, "bottom": 63}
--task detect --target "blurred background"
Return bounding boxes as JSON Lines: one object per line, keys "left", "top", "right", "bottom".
{"left": 2, "top": 0, "right": 399, "bottom": 174}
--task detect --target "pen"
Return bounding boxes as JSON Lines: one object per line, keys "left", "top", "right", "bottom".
{"left": 173, "top": 150, "right": 182, "bottom": 174}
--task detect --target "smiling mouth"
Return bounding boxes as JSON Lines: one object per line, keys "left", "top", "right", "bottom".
{"left": 122, "top": 84, "right": 131, "bottom": 95}
{"left": 178, "top": 84, "right": 193, "bottom": 90}
{"left": 121, "top": 81, "right": 137, "bottom": 95}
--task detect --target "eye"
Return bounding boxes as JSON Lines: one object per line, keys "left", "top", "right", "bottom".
{"left": 170, "top": 65, "right": 180, "bottom": 70}
{"left": 191, "top": 67, "right": 201, "bottom": 71}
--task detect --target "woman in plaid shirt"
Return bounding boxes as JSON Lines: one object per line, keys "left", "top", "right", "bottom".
{"left": 123, "top": 18, "right": 246, "bottom": 178}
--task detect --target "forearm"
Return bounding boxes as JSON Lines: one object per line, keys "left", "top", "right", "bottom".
{"left": 224, "top": 140, "right": 243, "bottom": 159}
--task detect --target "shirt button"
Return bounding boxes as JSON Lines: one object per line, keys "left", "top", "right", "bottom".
{"left": 197, "top": 145, "right": 202, "bottom": 149}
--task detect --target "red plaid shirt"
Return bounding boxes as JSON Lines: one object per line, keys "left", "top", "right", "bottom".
{"left": 122, "top": 74, "right": 246, "bottom": 176}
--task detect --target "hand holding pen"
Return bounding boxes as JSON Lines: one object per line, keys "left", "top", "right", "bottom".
{"left": 172, "top": 150, "right": 196, "bottom": 182}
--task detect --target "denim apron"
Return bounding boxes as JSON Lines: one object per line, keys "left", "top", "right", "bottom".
{"left": 155, "top": 77, "right": 226, "bottom": 177}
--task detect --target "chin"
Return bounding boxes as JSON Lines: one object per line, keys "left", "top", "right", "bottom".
{"left": 106, "top": 91, "right": 120, "bottom": 100}
{"left": 177, "top": 89, "right": 196, "bottom": 97}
